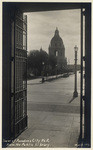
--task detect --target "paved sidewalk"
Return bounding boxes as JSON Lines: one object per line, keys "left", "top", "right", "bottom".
{"left": 8, "top": 103, "right": 80, "bottom": 148}
{"left": 8, "top": 73, "right": 80, "bottom": 148}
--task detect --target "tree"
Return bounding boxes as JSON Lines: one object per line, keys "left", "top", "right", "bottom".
{"left": 27, "top": 50, "right": 48, "bottom": 76}
{"left": 27, "top": 49, "right": 58, "bottom": 77}
{"left": 48, "top": 55, "right": 57, "bottom": 69}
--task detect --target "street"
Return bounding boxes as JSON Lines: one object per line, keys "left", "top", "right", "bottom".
{"left": 9, "top": 72, "right": 80, "bottom": 148}
{"left": 27, "top": 71, "right": 80, "bottom": 105}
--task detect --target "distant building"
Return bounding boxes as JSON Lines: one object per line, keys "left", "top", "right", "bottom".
{"left": 48, "top": 28, "right": 67, "bottom": 69}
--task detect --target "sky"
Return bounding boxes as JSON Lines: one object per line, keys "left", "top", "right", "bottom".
{"left": 25, "top": 9, "right": 81, "bottom": 64}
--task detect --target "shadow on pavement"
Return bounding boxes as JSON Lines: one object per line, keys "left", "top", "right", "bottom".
{"left": 69, "top": 97, "right": 76, "bottom": 103}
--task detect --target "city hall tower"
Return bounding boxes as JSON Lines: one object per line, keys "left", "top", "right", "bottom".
{"left": 49, "top": 28, "right": 67, "bottom": 69}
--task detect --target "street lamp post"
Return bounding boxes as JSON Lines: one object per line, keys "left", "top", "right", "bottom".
{"left": 73, "top": 45, "right": 78, "bottom": 98}
{"left": 42, "top": 62, "right": 45, "bottom": 83}
{"left": 56, "top": 64, "right": 57, "bottom": 78}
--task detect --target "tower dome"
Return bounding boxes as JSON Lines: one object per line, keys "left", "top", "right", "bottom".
{"left": 50, "top": 28, "right": 64, "bottom": 48}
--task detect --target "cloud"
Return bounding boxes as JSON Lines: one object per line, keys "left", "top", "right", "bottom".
{"left": 25, "top": 9, "right": 80, "bottom": 64}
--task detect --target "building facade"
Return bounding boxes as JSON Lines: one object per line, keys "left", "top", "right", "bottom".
{"left": 49, "top": 28, "right": 67, "bottom": 69}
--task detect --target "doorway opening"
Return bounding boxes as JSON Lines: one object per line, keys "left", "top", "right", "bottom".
{"left": 17, "top": 9, "right": 81, "bottom": 148}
